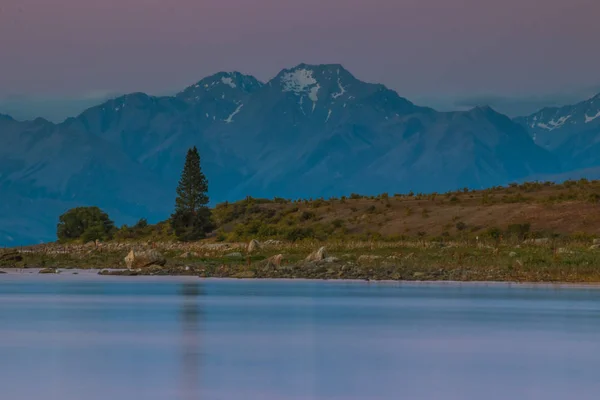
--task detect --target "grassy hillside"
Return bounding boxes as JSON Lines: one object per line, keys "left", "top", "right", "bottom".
{"left": 5, "top": 179, "right": 599, "bottom": 247}
{"left": 3, "top": 179, "right": 600, "bottom": 283}
{"left": 209, "top": 179, "right": 600, "bottom": 243}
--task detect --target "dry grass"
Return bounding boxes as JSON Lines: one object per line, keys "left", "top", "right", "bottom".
{"left": 212, "top": 180, "right": 600, "bottom": 241}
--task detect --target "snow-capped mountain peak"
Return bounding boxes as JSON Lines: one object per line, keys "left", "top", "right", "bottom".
{"left": 177, "top": 72, "right": 263, "bottom": 102}
{"left": 517, "top": 92, "right": 600, "bottom": 135}
{"left": 516, "top": 92, "right": 600, "bottom": 171}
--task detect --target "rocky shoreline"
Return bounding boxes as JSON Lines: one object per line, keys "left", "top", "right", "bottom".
{"left": 2, "top": 238, "right": 600, "bottom": 282}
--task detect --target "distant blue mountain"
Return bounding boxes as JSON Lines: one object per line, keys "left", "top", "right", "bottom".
{"left": 515, "top": 93, "right": 600, "bottom": 171}
{"left": 0, "top": 64, "right": 568, "bottom": 246}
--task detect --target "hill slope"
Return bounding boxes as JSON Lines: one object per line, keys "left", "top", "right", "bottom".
{"left": 208, "top": 180, "right": 600, "bottom": 243}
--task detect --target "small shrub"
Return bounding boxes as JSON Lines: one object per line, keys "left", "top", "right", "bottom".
{"left": 506, "top": 223, "right": 531, "bottom": 240}
{"left": 300, "top": 211, "right": 316, "bottom": 221}
{"left": 588, "top": 193, "right": 600, "bottom": 203}
{"left": 311, "top": 199, "right": 328, "bottom": 208}
{"left": 284, "top": 227, "right": 315, "bottom": 242}
{"left": 485, "top": 227, "right": 502, "bottom": 240}
{"left": 134, "top": 218, "right": 148, "bottom": 229}
{"left": 332, "top": 219, "right": 345, "bottom": 229}
{"left": 215, "top": 230, "right": 227, "bottom": 242}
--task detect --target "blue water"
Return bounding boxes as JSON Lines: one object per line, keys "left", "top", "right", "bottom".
{"left": 1, "top": 274, "right": 600, "bottom": 400}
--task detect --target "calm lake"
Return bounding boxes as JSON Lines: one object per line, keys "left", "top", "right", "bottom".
{"left": 1, "top": 273, "right": 600, "bottom": 400}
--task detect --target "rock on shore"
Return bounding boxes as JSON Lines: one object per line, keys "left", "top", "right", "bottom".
{"left": 306, "top": 247, "right": 327, "bottom": 262}
{"left": 124, "top": 249, "right": 166, "bottom": 269}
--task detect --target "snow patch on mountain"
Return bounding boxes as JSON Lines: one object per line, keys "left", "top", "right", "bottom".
{"left": 585, "top": 110, "right": 600, "bottom": 123}
{"left": 224, "top": 104, "right": 243, "bottom": 123}
{"left": 221, "top": 76, "right": 237, "bottom": 88}
{"left": 281, "top": 69, "right": 316, "bottom": 92}
{"left": 308, "top": 85, "right": 320, "bottom": 102}
{"left": 282, "top": 68, "right": 320, "bottom": 104}
{"left": 177, "top": 72, "right": 264, "bottom": 103}
{"left": 331, "top": 78, "right": 347, "bottom": 99}
{"left": 298, "top": 96, "right": 306, "bottom": 115}
{"left": 537, "top": 115, "right": 572, "bottom": 131}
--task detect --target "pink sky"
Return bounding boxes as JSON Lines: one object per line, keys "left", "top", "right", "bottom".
{"left": 1, "top": 0, "right": 599, "bottom": 116}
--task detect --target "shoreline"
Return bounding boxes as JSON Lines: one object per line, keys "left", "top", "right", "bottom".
{"left": 5, "top": 267, "right": 600, "bottom": 288}
{"left": 3, "top": 239, "right": 600, "bottom": 284}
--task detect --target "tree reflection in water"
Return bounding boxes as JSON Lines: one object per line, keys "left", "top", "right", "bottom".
{"left": 179, "top": 282, "right": 204, "bottom": 399}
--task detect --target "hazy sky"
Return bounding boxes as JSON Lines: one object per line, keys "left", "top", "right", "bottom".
{"left": 1, "top": 0, "right": 599, "bottom": 120}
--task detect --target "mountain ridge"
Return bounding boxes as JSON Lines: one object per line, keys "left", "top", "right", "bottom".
{"left": 515, "top": 90, "right": 600, "bottom": 171}
{"left": 1, "top": 63, "right": 590, "bottom": 246}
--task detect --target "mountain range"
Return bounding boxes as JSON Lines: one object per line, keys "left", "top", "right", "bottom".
{"left": 1, "top": 63, "right": 599, "bottom": 246}
{"left": 514, "top": 93, "right": 600, "bottom": 171}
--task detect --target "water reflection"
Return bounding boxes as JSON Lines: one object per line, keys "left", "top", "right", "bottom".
{"left": 179, "top": 282, "right": 203, "bottom": 400}
{"left": 3, "top": 278, "right": 600, "bottom": 400}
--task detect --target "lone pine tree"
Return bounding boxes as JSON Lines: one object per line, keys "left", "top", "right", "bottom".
{"left": 171, "top": 146, "right": 213, "bottom": 241}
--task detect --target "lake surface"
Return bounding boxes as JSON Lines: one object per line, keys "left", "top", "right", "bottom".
{"left": 1, "top": 273, "right": 600, "bottom": 400}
